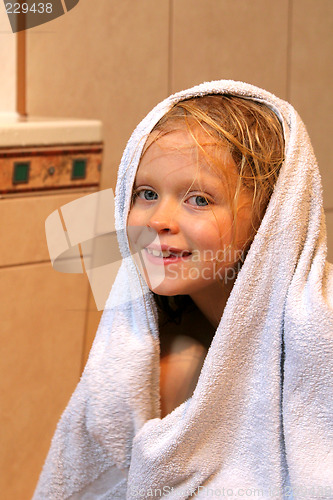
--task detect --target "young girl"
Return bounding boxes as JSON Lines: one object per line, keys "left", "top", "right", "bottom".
{"left": 127, "top": 94, "right": 284, "bottom": 419}
{"left": 34, "top": 81, "right": 333, "bottom": 499}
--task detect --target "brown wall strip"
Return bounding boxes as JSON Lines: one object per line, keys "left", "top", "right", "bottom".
{"left": 16, "top": 29, "right": 26, "bottom": 116}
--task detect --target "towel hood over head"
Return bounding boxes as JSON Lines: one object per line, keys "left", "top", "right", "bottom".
{"left": 33, "top": 80, "right": 333, "bottom": 500}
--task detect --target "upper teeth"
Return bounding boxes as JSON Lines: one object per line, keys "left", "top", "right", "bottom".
{"left": 146, "top": 248, "right": 172, "bottom": 258}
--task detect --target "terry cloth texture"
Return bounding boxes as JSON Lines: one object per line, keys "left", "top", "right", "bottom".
{"left": 33, "top": 81, "right": 333, "bottom": 500}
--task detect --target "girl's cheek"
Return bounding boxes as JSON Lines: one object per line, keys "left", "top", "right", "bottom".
{"left": 127, "top": 207, "right": 141, "bottom": 226}
{"left": 190, "top": 214, "right": 232, "bottom": 239}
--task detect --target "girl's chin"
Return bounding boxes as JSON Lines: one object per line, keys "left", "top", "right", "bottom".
{"left": 145, "top": 278, "right": 213, "bottom": 297}
{"left": 147, "top": 284, "right": 185, "bottom": 296}
{"left": 145, "top": 277, "right": 193, "bottom": 296}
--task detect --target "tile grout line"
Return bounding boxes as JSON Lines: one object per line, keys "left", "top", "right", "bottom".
{"left": 285, "top": 0, "right": 293, "bottom": 102}
{"left": 167, "top": 0, "right": 174, "bottom": 95}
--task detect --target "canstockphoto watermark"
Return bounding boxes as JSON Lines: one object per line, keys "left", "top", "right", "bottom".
{"left": 4, "top": 0, "right": 80, "bottom": 33}
{"left": 129, "top": 484, "right": 333, "bottom": 498}
{"left": 181, "top": 248, "right": 244, "bottom": 264}
{"left": 129, "top": 485, "right": 265, "bottom": 497}
{"left": 165, "top": 261, "right": 243, "bottom": 283}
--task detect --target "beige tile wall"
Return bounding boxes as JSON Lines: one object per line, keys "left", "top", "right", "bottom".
{"left": 171, "top": 0, "right": 289, "bottom": 98}
{"left": 0, "top": 189, "right": 95, "bottom": 266}
{"left": 0, "top": 262, "right": 88, "bottom": 499}
{"left": 0, "top": 190, "right": 95, "bottom": 499}
{"left": 0, "top": 7, "right": 17, "bottom": 114}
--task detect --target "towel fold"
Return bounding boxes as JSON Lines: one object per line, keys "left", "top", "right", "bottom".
{"left": 33, "top": 80, "right": 333, "bottom": 500}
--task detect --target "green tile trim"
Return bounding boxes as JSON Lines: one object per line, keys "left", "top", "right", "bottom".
{"left": 13, "top": 162, "right": 30, "bottom": 184}
{"left": 71, "top": 158, "right": 87, "bottom": 180}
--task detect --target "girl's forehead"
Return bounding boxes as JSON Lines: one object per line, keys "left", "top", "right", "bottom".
{"left": 138, "top": 127, "right": 234, "bottom": 173}
{"left": 142, "top": 125, "right": 215, "bottom": 153}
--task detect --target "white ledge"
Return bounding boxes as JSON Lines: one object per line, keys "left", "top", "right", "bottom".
{"left": 0, "top": 116, "right": 103, "bottom": 147}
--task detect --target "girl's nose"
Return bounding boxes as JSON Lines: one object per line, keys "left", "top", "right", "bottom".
{"left": 147, "top": 202, "right": 179, "bottom": 233}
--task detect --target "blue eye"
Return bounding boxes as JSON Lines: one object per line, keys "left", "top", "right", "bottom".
{"left": 196, "top": 196, "right": 209, "bottom": 206}
{"left": 187, "top": 195, "right": 209, "bottom": 207}
{"left": 136, "top": 189, "right": 158, "bottom": 201}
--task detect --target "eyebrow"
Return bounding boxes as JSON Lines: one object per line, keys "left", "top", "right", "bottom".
{"left": 133, "top": 174, "right": 224, "bottom": 194}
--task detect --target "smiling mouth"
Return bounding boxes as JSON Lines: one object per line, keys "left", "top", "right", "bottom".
{"left": 144, "top": 248, "right": 192, "bottom": 259}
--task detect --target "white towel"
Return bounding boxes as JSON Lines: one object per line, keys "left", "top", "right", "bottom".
{"left": 33, "top": 80, "right": 333, "bottom": 499}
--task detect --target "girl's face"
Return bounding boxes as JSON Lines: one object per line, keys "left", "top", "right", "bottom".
{"left": 127, "top": 126, "right": 254, "bottom": 300}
